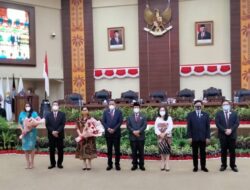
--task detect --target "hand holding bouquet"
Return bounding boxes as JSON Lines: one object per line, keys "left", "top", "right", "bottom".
{"left": 19, "top": 117, "right": 45, "bottom": 139}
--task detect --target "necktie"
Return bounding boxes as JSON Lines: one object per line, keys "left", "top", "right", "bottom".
{"left": 54, "top": 112, "right": 57, "bottom": 119}
{"left": 225, "top": 111, "right": 229, "bottom": 128}
{"left": 197, "top": 111, "right": 200, "bottom": 118}
{"left": 135, "top": 114, "right": 139, "bottom": 122}
{"left": 110, "top": 110, "right": 114, "bottom": 119}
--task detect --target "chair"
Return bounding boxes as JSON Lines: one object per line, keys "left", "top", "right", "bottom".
{"left": 149, "top": 91, "right": 167, "bottom": 103}
{"left": 93, "top": 89, "right": 111, "bottom": 103}
{"left": 176, "top": 88, "right": 195, "bottom": 103}
{"left": 235, "top": 89, "right": 250, "bottom": 102}
{"left": 203, "top": 87, "right": 224, "bottom": 102}
{"left": 65, "top": 93, "right": 83, "bottom": 106}
{"left": 121, "top": 90, "right": 138, "bottom": 103}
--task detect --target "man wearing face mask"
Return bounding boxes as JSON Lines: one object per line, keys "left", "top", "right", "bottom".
{"left": 215, "top": 100, "right": 239, "bottom": 172}
{"left": 127, "top": 102, "right": 147, "bottom": 171}
{"left": 187, "top": 100, "right": 210, "bottom": 172}
{"left": 102, "top": 100, "right": 123, "bottom": 171}
{"left": 45, "top": 101, "right": 66, "bottom": 169}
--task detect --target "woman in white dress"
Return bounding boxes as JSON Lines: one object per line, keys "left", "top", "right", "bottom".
{"left": 154, "top": 107, "right": 173, "bottom": 171}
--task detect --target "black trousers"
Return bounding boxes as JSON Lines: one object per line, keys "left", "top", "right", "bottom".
{"left": 106, "top": 137, "right": 121, "bottom": 167}
{"left": 130, "top": 140, "right": 145, "bottom": 167}
{"left": 192, "top": 141, "right": 206, "bottom": 168}
{"left": 48, "top": 137, "right": 64, "bottom": 166}
{"left": 220, "top": 137, "right": 236, "bottom": 168}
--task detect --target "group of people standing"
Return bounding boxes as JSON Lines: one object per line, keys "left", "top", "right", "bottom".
{"left": 18, "top": 99, "right": 239, "bottom": 173}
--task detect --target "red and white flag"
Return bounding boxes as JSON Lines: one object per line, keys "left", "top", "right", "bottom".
{"left": 43, "top": 52, "right": 49, "bottom": 97}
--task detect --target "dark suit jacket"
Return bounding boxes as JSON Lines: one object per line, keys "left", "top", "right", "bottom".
{"left": 127, "top": 113, "right": 147, "bottom": 141}
{"left": 102, "top": 108, "right": 123, "bottom": 138}
{"left": 110, "top": 37, "right": 122, "bottom": 45}
{"left": 187, "top": 111, "right": 211, "bottom": 141}
{"left": 0, "top": 108, "right": 6, "bottom": 119}
{"left": 215, "top": 110, "right": 239, "bottom": 140}
{"left": 45, "top": 111, "right": 66, "bottom": 139}
{"left": 198, "top": 31, "right": 211, "bottom": 40}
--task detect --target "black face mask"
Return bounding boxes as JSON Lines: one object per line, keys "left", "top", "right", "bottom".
{"left": 195, "top": 106, "right": 201, "bottom": 110}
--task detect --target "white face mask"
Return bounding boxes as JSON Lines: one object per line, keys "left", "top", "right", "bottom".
{"left": 109, "top": 105, "right": 115, "bottom": 110}
{"left": 133, "top": 108, "right": 140, "bottom": 113}
{"left": 25, "top": 107, "right": 31, "bottom": 112}
{"left": 222, "top": 105, "right": 230, "bottom": 111}
{"left": 52, "top": 105, "right": 59, "bottom": 111}
{"left": 160, "top": 111, "right": 166, "bottom": 117}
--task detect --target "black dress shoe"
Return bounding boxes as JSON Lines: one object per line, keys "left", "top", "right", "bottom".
{"left": 139, "top": 166, "right": 146, "bottom": 171}
{"left": 106, "top": 166, "right": 113, "bottom": 171}
{"left": 57, "top": 165, "right": 63, "bottom": 169}
{"left": 86, "top": 168, "right": 91, "bottom": 171}
{"left": 82, "top": 168, "right": 87, "bottom": 170}
{"left": 193, "top": 167, "right": 198, "bottom": 172}
{"left": 48, "top": 165, "right": 55, "bottom": 169}
{"left": 201, "top": 167, "right": 209, "bottom": 172}
{"left": 131, "top": 166, "right": 137, "bottom": 171}
{"left": 220, "top": 166, "right": 227, "bottom": 171}
{"left": 115, "top": 166, "right": 121, "bottom": 171}
{"left": 231, "top": 167, "right": 238, "bottom": 172}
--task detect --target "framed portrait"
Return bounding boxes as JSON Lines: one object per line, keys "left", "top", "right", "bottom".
{"left": 195, "top": 21, "right": 213, "bottom": 46}
{"left": 0, "top": 1, "right": 36, "bottom": 66}
{"left": 108, "top": 27, "right": 125, "bottom": 51}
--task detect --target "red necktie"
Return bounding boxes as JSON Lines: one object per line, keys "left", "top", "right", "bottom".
{"left": 225, "top": 111, "right": 229, "bottom": 128}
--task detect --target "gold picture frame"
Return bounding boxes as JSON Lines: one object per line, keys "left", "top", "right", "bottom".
{"left": 195, "top": 21, "right": 214, "bottom": 46}
{"left": 108, "top": 27, "right": 125, "bottom": 51}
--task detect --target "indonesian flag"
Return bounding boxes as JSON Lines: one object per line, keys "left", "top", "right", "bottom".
{"left": 43, "top": 52, "right": 49, "bottom": 97}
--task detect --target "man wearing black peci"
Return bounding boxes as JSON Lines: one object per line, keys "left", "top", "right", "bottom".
{"left": 102, "top": 100, "right": 123, "bottom": 171}
{"left": 45, "top": 101, "right": 66, "bottom": 169}
{"left": 127, "top": 102, "right": 147, "bottom": 171}
{"left": 187, "top": 100, "right": 211, "bottom": 172}
{"left": 215, "top": 100, "right": 240, "bottom": 172}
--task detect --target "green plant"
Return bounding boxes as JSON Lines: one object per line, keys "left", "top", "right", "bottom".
{"left": 0, "top": 117, "right": 18, "bottom": 149}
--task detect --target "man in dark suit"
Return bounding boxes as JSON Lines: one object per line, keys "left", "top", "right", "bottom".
{"left": 110, "top": 30, "right": 122, "bottom": 45}
{"left": 45, "top": 101, "right": 66, "bottom": 169}
{"left": 127, "top": 102, "right": 147, "bottom": 171}
{"left": 198, "top": 24, "right": 211, "bottom": 40}
{"left": 187, "top": 100, "right": 210, "bottom": 172}
{"left": 0, "top": 103, "right": 6, "bottom": 119}
{"left": 102, "top": 100, "right": 123, "bottom": 171}
{"left": 215, "top": 100, "right": 239, "bottom": 172}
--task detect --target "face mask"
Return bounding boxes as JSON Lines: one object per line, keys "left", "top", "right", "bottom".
{"left": 25, "top": 107, "right": 31, "bottom": 112}
{"left": 222, "top": 105, "right": 230, "bottom": 111}
{"left": 109, "top": 105, "right": 115, "bottom": 110}
{"left": 160, "top": 111, "right": 166, "bottom": 116}
{"left": 133, "top": 108, "right": 140, "bottom": 113}
{"left": 195, "top": 106, "right": 201, "bottom": 110}
{"left": 52, "top": 105, "right": 59, "bottom": 111}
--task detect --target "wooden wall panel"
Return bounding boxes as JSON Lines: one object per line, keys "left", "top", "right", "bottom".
{"left": 138, "top": 0, "right": 179, "bottom": 99}
{"left": 230, "top": 0, "right": 241, "bottom": 94}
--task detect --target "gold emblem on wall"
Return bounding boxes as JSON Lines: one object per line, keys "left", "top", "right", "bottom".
{"left": 144, "top": 0, "right": 173, "bottom": 36}
{"left": 240, "top": 0, "right": 250, "bottom": 89}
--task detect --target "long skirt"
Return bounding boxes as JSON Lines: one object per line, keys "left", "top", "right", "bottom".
{"left": 75, "top": 137, "right": 97, "bottom": 160}
{"left": 158, "top": 137, "right": 171, "bottom": 155}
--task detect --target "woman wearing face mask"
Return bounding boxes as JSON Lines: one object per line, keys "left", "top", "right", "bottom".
{"left": 75, "top": 107, "right": 98, "bottom": 170}
{"left": 18, "top": 102, "right": 39, "bottom": 169}
{"left": 154, "top": 107, "right": 173, "bottom": 171}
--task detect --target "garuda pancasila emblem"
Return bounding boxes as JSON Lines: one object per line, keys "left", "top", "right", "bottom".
{"left": 144, "top": 0, "right": 173, "bottom": 36}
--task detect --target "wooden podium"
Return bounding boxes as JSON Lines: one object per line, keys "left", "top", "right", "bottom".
{"left": 14, "top": 95, "right": 39, "bottom": 122}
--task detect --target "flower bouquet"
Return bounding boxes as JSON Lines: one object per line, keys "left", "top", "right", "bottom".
{"left": 19, "top": 117, "right": 45, "bottom": 139}
{"left": 75, "top": 119, "right": 104, "bottom": 143}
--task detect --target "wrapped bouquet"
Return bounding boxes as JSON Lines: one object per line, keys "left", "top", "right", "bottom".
{"left": 19, "top": 117, "right": 45, "bottom": 139}
{"left": 75, "top": 118, "right": 104, "bottom": 143}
